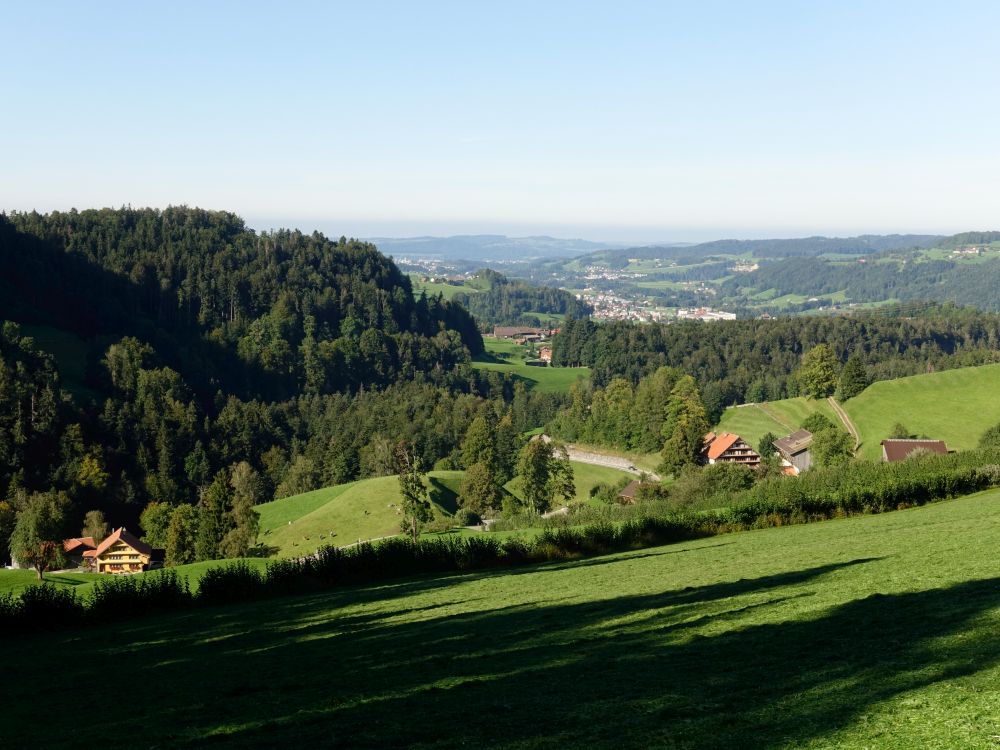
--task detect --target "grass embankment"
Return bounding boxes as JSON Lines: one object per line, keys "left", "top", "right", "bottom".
{"left": 473, "top": 337, "right": 590, "bottom": 394}
{"left": 844, "top": 363, "right": 1000, "bottom": 459}
{"left": 0, "top": 559, "right": 269, "bottom": 599}
{"left": 716, "top": 396, "right": 838, "bottom": 448}
{"left": 260, "top": 462, "right": 633, "bottom": 557}
{"left": 7, "top": 489, "right": 1000, "bottom": 747}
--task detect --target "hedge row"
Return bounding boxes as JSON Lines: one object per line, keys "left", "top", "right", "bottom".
{"left": 4, "top": 450, "right": 999, "bottom": 636}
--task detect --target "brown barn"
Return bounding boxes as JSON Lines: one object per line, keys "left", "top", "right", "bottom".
{"left": 880, "top": 439, "right": 948, "bottom": 462}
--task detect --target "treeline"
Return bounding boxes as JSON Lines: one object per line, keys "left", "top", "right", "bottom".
{"left": 552, "top": 306, "right": 1000, "bottom": 413}
{"left": 451, "top": 268, "right": 591, "bottom": 327}
{"left": 1, "top": 207, "right": 482, "bottom": 400}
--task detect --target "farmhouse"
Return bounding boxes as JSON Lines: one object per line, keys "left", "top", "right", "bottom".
{"left": 773, "top": 429, "right": 813, "bottom": 475}
{"left": 90, "top": 527, "right": 157, "bottom": 574}
{"left": 701, "top": 432, "right": 761, "bottom": 468}
{"left": 62, "top": 536, "right": 97, "bottom": 567}
{"left": 880, "top": 439, "right": 948, "bottom": 462}
{"left": 493, "top": 326, "right": 548, "bottom": 339}
{"left": 538, "top": 346, "right": 553, "bottom": 363}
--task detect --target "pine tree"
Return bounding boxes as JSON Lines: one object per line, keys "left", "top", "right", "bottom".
{"left": 837, "top": 355, "right": 869, "bottom": 400}
{"left": 660, "top": 376, "right": 710, "bottom": 476}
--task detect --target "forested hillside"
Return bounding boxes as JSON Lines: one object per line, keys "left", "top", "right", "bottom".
{"left": 0, "top": 208, "right": 552, "bottom": 562}
{"left": 451, "top": 268, "right": 591, "bottom": 326}
{"left": 553, "top": 305, "right": 1000, "bottom": 415}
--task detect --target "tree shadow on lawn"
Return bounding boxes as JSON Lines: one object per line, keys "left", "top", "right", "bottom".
{"left": 201, "top": 567, "right": 1000, "bottom": 750}
{"left": 20, "top": 555, "right": 993, "bottom": 749}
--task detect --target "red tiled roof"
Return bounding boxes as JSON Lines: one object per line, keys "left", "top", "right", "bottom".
{"left": 93, "top": 527, "right": 153, "bottom": 558}
{"left": 707, "top": 432, "right": 741, "bottom": 460}
{"left": 63, "top": 536, "right": 96, "bottom": 554}
{"left": 880, "top": 439, "right": 948, "bottom": 462}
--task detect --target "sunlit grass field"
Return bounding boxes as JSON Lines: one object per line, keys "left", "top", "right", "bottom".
{"left": 844, "top": 363, "right": 1000, "bottom": 459}
{"left": 716, "top": 396, "right": 837, "bottom": 448}
{"left": 6, "top": 489, "right": 1000, "bottom": 748}
{"left": 473, "top": 337, "right": 590, "bottom": 394}
{"left": 0, "top": 558, "right": 270, "bottom": 599}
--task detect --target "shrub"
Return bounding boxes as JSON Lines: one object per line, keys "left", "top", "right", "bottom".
{"left": 453, "top": 508, "right": 481, "bottom": 526}
{"left": 197, "top": 561, "right": 265, "bottom": 604}
{"left": 89, "top": 569, "right": 191, "bottom": 619}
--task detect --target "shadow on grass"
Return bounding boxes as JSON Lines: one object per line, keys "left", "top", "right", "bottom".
{"left": 15, "top": 555, "right": 993, "bottom": 749}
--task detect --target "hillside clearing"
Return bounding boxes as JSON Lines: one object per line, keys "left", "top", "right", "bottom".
{"left": 7, "top": 489, "right": 1000, "bottom": 747}
{"left": 472, "top": 337, "right": 590, "bottom": 394}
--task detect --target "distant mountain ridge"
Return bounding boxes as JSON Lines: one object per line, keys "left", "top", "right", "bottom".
{"left": 573, "top": 234, "right": 947, "bottom": 267}
{"left": 368, "top": 234, "right": 627, "bottom": 261}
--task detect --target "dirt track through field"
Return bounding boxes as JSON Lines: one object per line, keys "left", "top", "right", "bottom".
{"left": 828, "top": 396, "right": 861, "bottom": 451}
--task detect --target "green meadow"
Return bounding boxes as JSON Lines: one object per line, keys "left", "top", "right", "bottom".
{"left": 0, "top": 558, "right": 270, "bottom": 599}
{"left": 258, "top": 461, "right": 633, "bottom": 557}
{"left": 7, "top": 489, "right": 1000, "bottom": 748}
{"left": 716, "top": 396, "right": 838, "bottom": 448}
{"left": 844, "top": 363, "right": 1000, "bottom": 459}
{"left": 473, "top": 336, "right": 590, "bottom": 394}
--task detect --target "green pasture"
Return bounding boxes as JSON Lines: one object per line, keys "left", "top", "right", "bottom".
{"left": 473, "top": 337, "right": 590, "bottom": 394}
{"left": 0, "top": 558, "right": 270, "bottom": 599}
{"left": 9, "top": 487, "right": 1000, "bottom": 747}
{"left": 262, "top": 471, "right": 465, "bottom": 557}
{"left": 844, "top": 363, "right": 1000, "bottom": 459}
{"left": 716, "top": 397, "right": 838, "bottom": 449}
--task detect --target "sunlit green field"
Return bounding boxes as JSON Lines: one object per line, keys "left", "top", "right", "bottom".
{"left": 473, "top": 337, "right": 590, "bottom": 394}
{"left": 0, "top": 558, "right": 270, "bottom": 599}
{"left": 716, "top": 396, "right": 837, "bottom": 448}
{"left": 7, "top": 489, "right": 1000, "bottom": 748}
{"left": 844, "top": 363, "right": 1000, "bottom": 459}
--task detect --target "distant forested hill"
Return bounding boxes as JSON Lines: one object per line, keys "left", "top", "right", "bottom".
{"left": 450, "top": 269, "right": 592, "bottom": 326}
{"left": 721, "top": 253, "right": 1000, "bottom": 312}
{"left": 1, "top": 207, "right": 483, "bottom": 399}
{"left": 570, "top": 234, "right": 943, "bottom": 269}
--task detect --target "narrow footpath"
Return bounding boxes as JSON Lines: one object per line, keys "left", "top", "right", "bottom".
{"left": 827, "top": 396, "right": 861, "bottom": 451}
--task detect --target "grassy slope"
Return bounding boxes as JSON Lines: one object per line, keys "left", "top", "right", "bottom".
{"left": 845, "top": 363, "right": 1000, "bottom": 459}
{"left": 473, "top": 337, "right": 590, "bottom": 394}
{"left": 263, "top": 462, "right": 632, "bottom": 556}
{"left": 263, "top": 471, "right": 465, "bottom": 557}
{"left": 8, "top": 490, "right": 1000, "bottom": 748}
{"left": 0, "top": 559, "right": 269, "bottom": 599}
{"left": 504, "top": 461, "right": 634, "bottom": 506}
{"left": 716, "top": 396, "right": 837, "bottom": 448}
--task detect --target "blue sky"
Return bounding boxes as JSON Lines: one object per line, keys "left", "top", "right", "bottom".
{"left": 3, "top": 1, "right": 1000, "bottom": 242}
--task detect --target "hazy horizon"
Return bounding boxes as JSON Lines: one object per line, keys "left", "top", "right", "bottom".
{"left": 5, "top": 2, "right": 1000, "bottom": 240}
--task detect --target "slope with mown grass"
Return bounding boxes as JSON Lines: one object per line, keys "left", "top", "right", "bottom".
{"left": 473, "top": 337, "right": 590, "bottom": 394}
{"left": 716, "top": 396, "right": 838, "bottom": 449}
{"left": 261, "top": 461, "right": 634, "bottom": 557}
{"left": 8, "top": 489, "right": 1000, "bottom": 747}
{"left": 844, "top": 363, "right": 1000, "bottom": 459}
